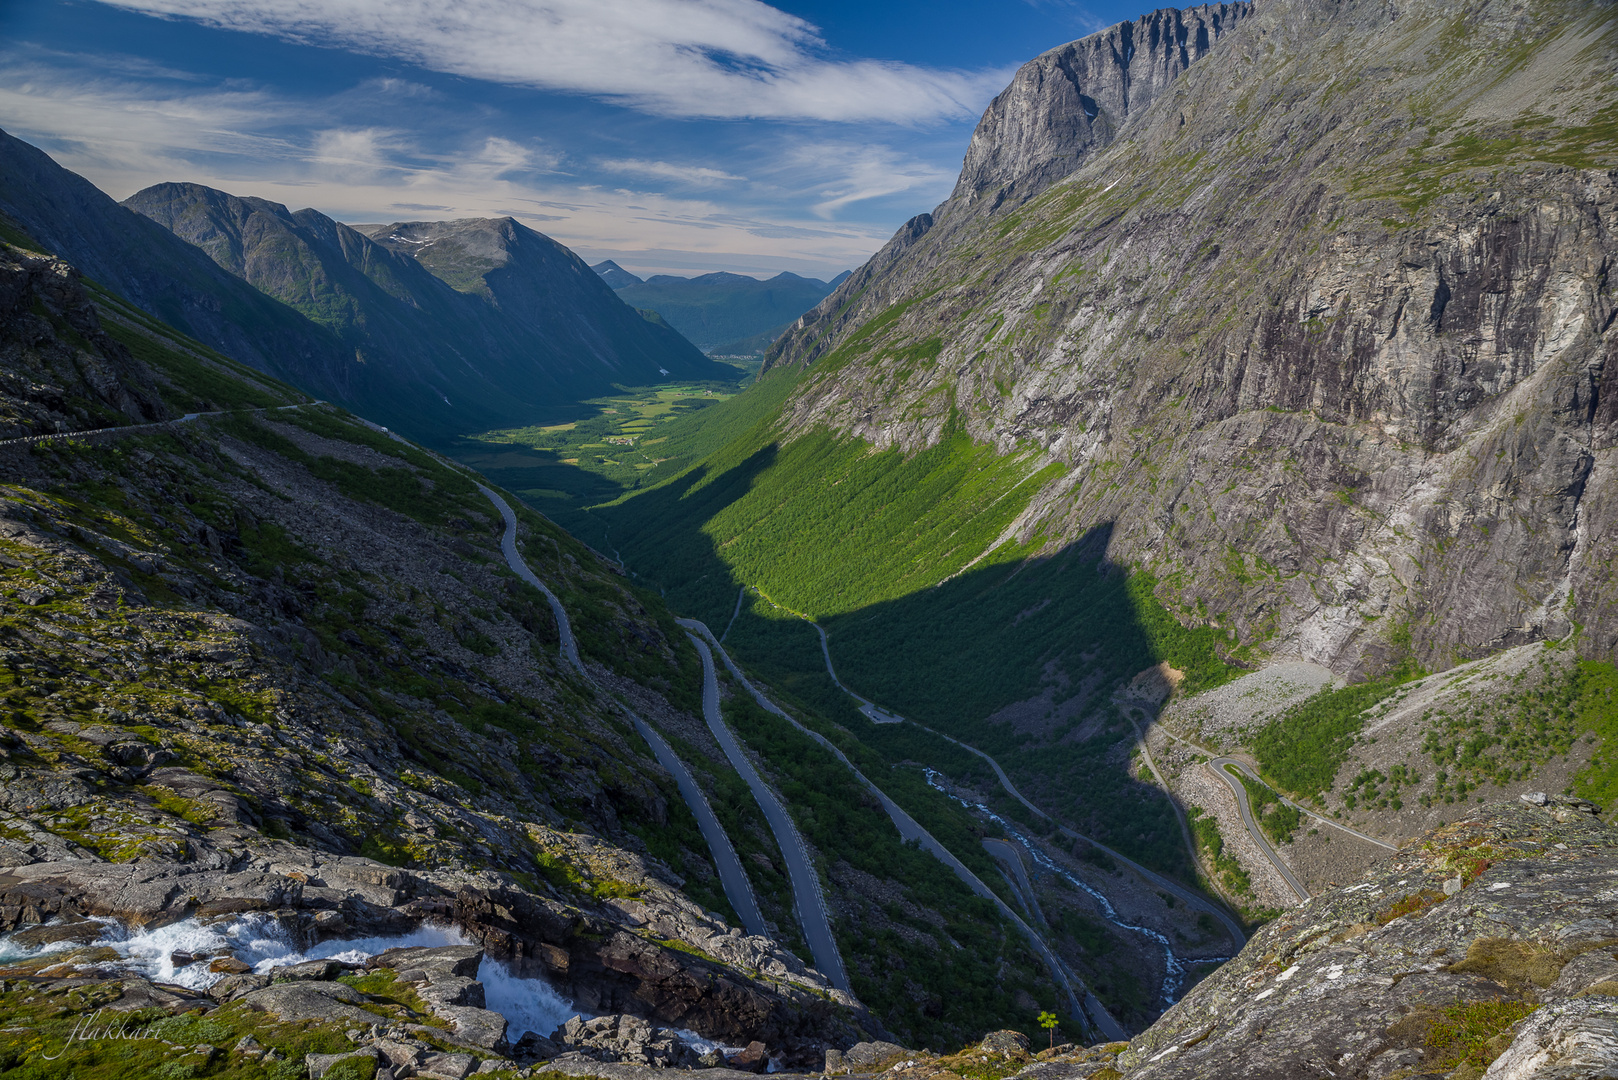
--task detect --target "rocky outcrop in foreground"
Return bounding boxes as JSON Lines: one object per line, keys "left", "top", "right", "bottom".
{"left": 16, "top": 798, "right": 1612, "bottom": 1078}
{"left": 835, "top": 797, "right": 1618, "bottom": 1079}
{"left": 0, "top": 838, "right": 859, "bottom": 1055}
{"left": 0, "top": 244, "right": 168, "bottom": 438}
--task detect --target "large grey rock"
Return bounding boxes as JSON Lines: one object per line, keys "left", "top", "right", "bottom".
{"left": 241, "top": 981, "right": 381, "bottom": 1026}
{"left": 952, "top": 4, "right": 1250, "bottom": 206}
{"left": 418, "top": 1050, "right": 478, "bottom": 1079}
{"left": 306, "top": 1047, "right": 380, "bottom": 1079}
{"left": 842, "top": 1041, "right": 910, "bottom": 1070}
{"left": 435, "top": 1004, "right": 508, "bottom": 1051}
{"left": 1482, "top": 999, "right": 1618, "bottom": 1079}
{"left": 272, "top": 958, "right": 345, "bottom": 982}
{"left": 980, "top": 1030, "right": 1032, "bottom": 1057}
{"left": 1111, "top": 804, "right": 1618, "bottom": 1078}
{"left": 552, "top": 1012, "right": 699, "bottom": 1068}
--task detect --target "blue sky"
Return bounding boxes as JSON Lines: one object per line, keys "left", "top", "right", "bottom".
{"left": 0, "top": 0, "right": 1145, "bottom": 279}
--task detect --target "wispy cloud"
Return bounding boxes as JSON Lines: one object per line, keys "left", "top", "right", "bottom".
{"left": 599, "top": 158, "right": 748, "bottom": 186}
{"left": 95, "top": 0, "right": 1009, "bottom": 123}
{"left": 1021, "top": 0, "right": 1110, "bottom": 36}
{"left": 784, "top": 143, "right": 957, "bottom": 218}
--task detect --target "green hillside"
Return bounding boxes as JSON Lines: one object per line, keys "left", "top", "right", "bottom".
{"left": 584, "top": 377, "right": 1246, "bottom": 872}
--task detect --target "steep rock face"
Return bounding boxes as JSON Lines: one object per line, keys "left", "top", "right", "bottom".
{"left": 764, "top": 0, "right": 1618, "bottom": 674}
{"left": 770, "top": 3, "right": 1249, "bottom": 374}
{"left": 0, "top": 244, "right": 168, "bottom": 437}
{"left": 1114, "top": 799, "right": 1618, "bottom": 1079}
{"left": 951, "top": 3, "right": 1251, "bottom": 208}
{"left": 835, "top": 801, "right": 1618, "bottom": 1078}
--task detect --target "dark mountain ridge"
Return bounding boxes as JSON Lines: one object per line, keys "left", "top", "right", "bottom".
{"left": 602, "top": 266, "right": 849, "bottom": 355}
{"left": 0, "top": 127, "right": 355, "bottom": 409}
{"left": 125, "top": 183, "right": 727, "bottom": 436}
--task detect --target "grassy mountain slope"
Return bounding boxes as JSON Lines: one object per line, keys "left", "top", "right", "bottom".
{"left": 762, "top": 0, "right": 1618, "bottom": 677}
{"left": 0, "top": 233, "right": 1083, "bottom": 1051}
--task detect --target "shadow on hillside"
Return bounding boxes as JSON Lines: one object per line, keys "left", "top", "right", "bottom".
{"left": 583, "top": 443, "right": 1241, "bottom": 885}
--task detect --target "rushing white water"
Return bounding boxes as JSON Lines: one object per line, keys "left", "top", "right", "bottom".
{"left": 923, "top": 769, "right": 1229, "bottom": 1006}
{"left": 0, "top": 916, "right": 580, "bottom": 1040}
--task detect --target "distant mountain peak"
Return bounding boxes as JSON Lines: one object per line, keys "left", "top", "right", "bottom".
{"left": 592, "top": 259, "right": 643, "bottom": 289}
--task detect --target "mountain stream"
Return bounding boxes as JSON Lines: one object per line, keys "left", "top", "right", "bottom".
{"left": 924, "top": 770, "right": 1229, "bottom": 1009}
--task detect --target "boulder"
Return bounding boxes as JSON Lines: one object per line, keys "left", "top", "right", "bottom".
{"left": 513, "top": 1031, "right": 561, "bottom": 1063}
{"left": 727, "top": 1040, "right": 768, "bottom": 1073}
{"left": 981, "top": 1030, "right": 1032, "bottom": 1057}
{"left": 273, "top": 957, "right": 347, "bottom": 982}
{"left": 207, "top": 972, "right": 270, "bottom": 1001}
{"left": 241, "top": 981, "right": 382, "bottom": 1026}
{"left": 306, "top": 1047, "right": 380, "bottom": 1079}
{"left": 372, "top": 944, "right": 482, "bottom": 979}
{"left": 418, "top": 1050, "right": 478, "bottom": 1079}
{"left": 1478, "top": 998, "right": 1618, "bottom": 1079}
{"left": 551, "top": 1011, "right": 699, "bottom": 1068}
{"left": 435, "top": 1004, "right": 508, "bottom": 1051}
{"left": 843, "top": 1041, "right": 911, "bottom": 1071}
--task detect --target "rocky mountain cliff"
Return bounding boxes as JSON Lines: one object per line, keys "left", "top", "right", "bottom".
{"left": 122, "top": 184, "right": 725, "bottom": 437}
{"left": 0, "top": 245, "right": 169, "bottom": 438}
{"left": 764, "top": 0, "right": 1618, "bottom": 678}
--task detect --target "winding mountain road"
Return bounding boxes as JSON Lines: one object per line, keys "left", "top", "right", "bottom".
{"left": 685, "top": 632, "right": 849, "bottom": 990}
{"left": 923, "top": 717, "right": 1247, "bottom": 949}
{"left": 984, "top": 837, "right": 1046, "bottom": 926}
{"left": 1216, "top": 758, "right": 1398, "bottom": 852}
{"left": 480, "top": 485, "right": 767, "bottom": 938}
{"left": 1208, "top": 759, "right": 1311, "bottom": 903}
{"left": 750, "top": 596, "right": 1248, "bottom": 951}
{"left": 679, "top": 618, "right": 1124, "bottom": 1043}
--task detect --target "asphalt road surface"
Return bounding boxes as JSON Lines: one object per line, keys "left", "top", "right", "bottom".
{"left": 1209, "top": 758, "right": 1311, "bottom": 903}
{"left": 686, "top": 632, "right": 850, "bottom": 990}
{"left": 480, "top": 486, "right": 767, "bottom": 937}
{"left": 1218, "top": 758, "right": 1399, "bottom": 852}
{"left": 788, "top": 620, "right": 1248, "bottom": 952}
{"left": 983, "top": 837, "right": 1046, "bottom": 926}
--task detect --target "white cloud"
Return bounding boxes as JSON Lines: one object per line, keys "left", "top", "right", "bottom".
{"left": 0, "top": 58, "right": 899, "bottom": 277}
{"left": 783, "top": 143, "right": 956, "bottom": 218}
{"left": 94, "top": 0, "right": 1008, "bottom": 123}
{"left": 599, "top": 158, "right": 747, "bottom": 186}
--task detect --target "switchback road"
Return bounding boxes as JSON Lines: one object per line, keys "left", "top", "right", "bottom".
{"left": 1216, "top": 758, "right": 1398, "bottom": 852}
{"left": 685, "top": 632, "right": 849, "bottom": 990}
{"left": 924, "top": 719, "right": 1247, "bottom": 950}
{"left": 1208, "top": 758, "right": 1310, "bottom": 903}
{"left": 480, "top": 486, "right": 767, "bottom": 938}
{"left": 678, "top": 618, "right": 1125, "bottom": 1043}
{"left": 742, "top": 589, "right": 1246, "bottom": 950}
